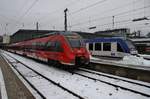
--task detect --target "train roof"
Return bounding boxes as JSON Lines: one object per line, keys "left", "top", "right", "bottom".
{"left": 85, "top": 37, "right": 126, "bottom": 43}
{"left": 27, "top": 31, "right": 81, "bottom": 38}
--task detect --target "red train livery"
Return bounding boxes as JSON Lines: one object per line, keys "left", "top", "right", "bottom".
{"left": 8, "top": 31, "right": 90, "bottom": 67}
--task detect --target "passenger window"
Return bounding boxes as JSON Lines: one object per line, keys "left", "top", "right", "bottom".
{"left": 103, "top": 43, "right": 111, "bottom": 51}
{"left": 47, "top": 42, "right": 51, "bottom": 47}
{"left": 95, "top": 43, "right": 101, "bottom": 51}
{"left": 89, "top": 43, "right": 93, "bottom": 50}
{"left": 117, "top": 43, "right": 123, "bottom": 52}
{"left": 31, "top": 42, "right": 36, "bottom": 50}
{"left": 45, "top": 42, "right": 53, "bottom": 50}
{"left": 45, "top": 41, "right": 63, "bottom": 52}
{"left": 55, "top": 41, "right": 63, "bottom": 52}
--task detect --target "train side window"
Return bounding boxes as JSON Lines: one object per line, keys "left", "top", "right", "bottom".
{"left": 39, "top": 42, "right": 46, "bottom": 50}
{"left": 46, "top": 41, "right": 61, "bottom": 52}
{"left": 95, "top": 43, "right": 101, "bottom": 51}
{"left": 89, "top": 43, "right": 93, "bottom": 50}
{"left": 103, "top": 43, "right": 111, "bottom": 51}
{"left": 45, "top": 42, "right": 52, "bottom": 50}
{"left": 55, "top": 41, "right": 63, "bottom": 52}
{"left": 117, "top": 43, "right": 123, "bottom": 52}
{"left": 32, "top": 42, "right": 36, "bottom": 49}
{"left": 46, "top": 42, "right": 51, "bottom": 47}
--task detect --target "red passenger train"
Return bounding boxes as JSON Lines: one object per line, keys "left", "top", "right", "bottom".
{"left": 8, "top": 31, "right": 90, "bottom": 67}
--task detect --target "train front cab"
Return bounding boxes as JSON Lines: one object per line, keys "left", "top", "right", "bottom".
{"left": 125, "top": 39, "right": 138, "bottom": 55}
{"left": 60, "top": 33, "right": 90, "bottom": 66}
{"left": 38, "top": 32, "right": 90, "bottom": 67}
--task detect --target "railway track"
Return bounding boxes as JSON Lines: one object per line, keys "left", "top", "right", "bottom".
{"left": 89, "top": 59, "right": 150, "bottom": 83}
{"left": 2, "top": 51, "right": 150, "bottom": 99}
{"left": 71, "top": 68, "right": 150, "bottom": 97}
{"left": 78, "top": 68, "right": 150, "bottom": 88}
{"left": 2, "top": 54, "right": 84, "bottom": 99}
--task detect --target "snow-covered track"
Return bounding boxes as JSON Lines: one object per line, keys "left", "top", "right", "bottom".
{"left": 78, "top": 68, "right": 150, "bottom": 88}
{"left": 71, "top": 68, "right": 150, "bottom": 97}
{"left": 2, "top": 51, "right": 150, "bottom": 99}
{"left": 2, "top": 53, "right": 84, "bottom": 99}
{"left": 5, "top": 57, "right": 46, "bottom": 99}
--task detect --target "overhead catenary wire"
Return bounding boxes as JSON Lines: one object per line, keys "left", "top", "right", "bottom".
{"left": 73, "top": 15, "right": 150, "bottom": 32}
{"left": 36, "top": 0, "right": 81, "bottom": 22}
{"left": 8, "top": 0, "right": 39, "bottom": 33}
{"left": 24, "top": 0, "right": 81, "bottom": 29}
{"left": 19, "top": 4, "right": 150, "bottom": 33}
{"left": 69, "top": 4, "right": 150, "bottom": 28}
{"left": 25, "top": 0, "right": 138, "bottom": 27}
{"left": 0, "top": 14, "right": 19, "bottom": 23}
{"left": 16, "top": 0, "right": 39, "bottom": 23}
{"left": 11, "top": 0, "right": 142, "bottom": 30}
{"left": 14, "top": 0, "right": 30, "bottom": 19}
{"left": 70, "top": 0, "right": 108, "bottom": 15}
{"left": 68, "top": 0, "right": 141, "bottom": 25}
{"left": 37, "top": 0, "right": 139, "bottom": 28}
{"left": 1, "top": 0, "right": 149, "bottom": 35}
{"left": 37, "top": 0, "right": 108, "bottom": 27}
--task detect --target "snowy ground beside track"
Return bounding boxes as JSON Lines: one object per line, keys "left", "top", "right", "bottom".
{"left": 2, "top": 51, "right": 150, "bottom": 99}
{"left": 90, "top": 55, "right": 150, "bottom": 67}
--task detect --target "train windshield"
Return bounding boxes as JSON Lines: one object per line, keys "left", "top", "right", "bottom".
{"left": 125, "top": 40, "right": 136, "bottom": 49}
{"left": 65, "top": 33, "right": 84, "bottom": 48}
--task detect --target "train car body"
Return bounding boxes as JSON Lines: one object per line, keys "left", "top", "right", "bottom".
{"left": 85, "top": 37, "right": 138, "bottom": 58}
{"left": 8, "top": 31, "right": 90, "bottom": 67}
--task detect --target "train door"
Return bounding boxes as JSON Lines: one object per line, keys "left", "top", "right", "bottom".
{"left": 94, "top": 42, "right": 102, "bottom": 56}
{"left": 102, "top": 42, "right": 111, "bottom": 57}
{"left": 87, "top": 43, "right": 94, "bottom": 55}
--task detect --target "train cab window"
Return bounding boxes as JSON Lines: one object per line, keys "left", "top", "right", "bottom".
{"left": 89, "top": 43, "right": 93, "bottom": 50}
{"left": 125, "top": 40, "right": 136, "bottom": 49}
{"left": 117, "top": 43, "right": 123, "bottom": 52}
{"left": 103, "top": 43, "right": 111, "bottom": 51}
{"left": 95, "top": 43, "right": 101, "bottom": 51}
{"left": 65, "top": 33, "right": 83, "bottom": 48}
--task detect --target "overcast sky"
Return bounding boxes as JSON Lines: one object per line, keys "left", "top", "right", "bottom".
{"left": 0, "top": 0, "right": 150, "bottom": 35}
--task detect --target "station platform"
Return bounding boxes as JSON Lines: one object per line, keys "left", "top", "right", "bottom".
{"left": 0, "top": 54, "right": 35, "bottom": 99}
{"left": 0, "top": 67, "right": 7, "bottom": 99}
{"left": 91, "top": 58, "right": 150, "bottom": 71}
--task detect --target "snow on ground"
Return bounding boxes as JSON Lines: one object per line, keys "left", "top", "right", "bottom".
{"left": 90, "top": 55, "right": 100, "bottom": 60}
{"left": 2, "top": 51, "right": 150, "bottom": 99}
{"left": 90, "top": 55, "right": 150, "bottom": 67}
{"left": 116, "top": 55, "right": 150, "bottom": 67}
{"left": 77, "top": 70, "right": 150, "bottom": 95}
{"left": 14, "top": 63, "right": 78, "bottom": 99}
{"left": 139, "top": 54, "right": 150, "bottom": 60}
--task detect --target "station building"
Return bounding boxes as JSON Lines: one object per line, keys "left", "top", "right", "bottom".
{"left": 7, "top": 28, "right": 150, "bottom": 54}
{"left": 10, "top": 28, "right": 129, "bottom": 43}
{"left": 10, "top": 29, "right": 97, "bottom": 43}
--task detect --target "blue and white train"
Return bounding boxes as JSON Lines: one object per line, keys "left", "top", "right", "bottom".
{"left": 85, "top": 37, "right": 138, "bottom": 58}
